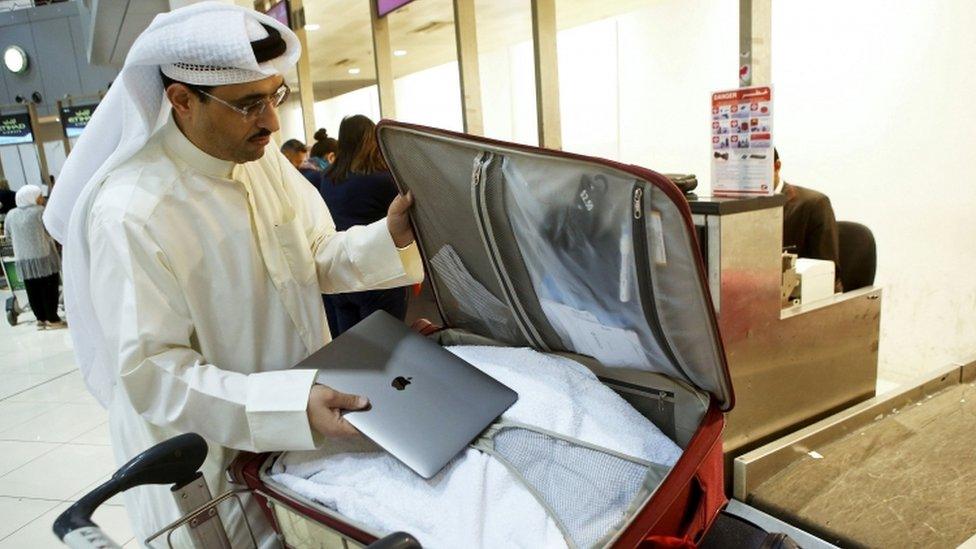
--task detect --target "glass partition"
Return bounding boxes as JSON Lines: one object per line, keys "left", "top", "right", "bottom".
{"left": 551, "top": 0, "right": 738, "bottom": 185}
{"left": 301, "top": 0, "right": 381, "bottom": 150}
{"left": 474, "top": 0, "right": 537, "bottom": 146}
{"left": 387, "top": 0, "right": 463, "bottom": 131}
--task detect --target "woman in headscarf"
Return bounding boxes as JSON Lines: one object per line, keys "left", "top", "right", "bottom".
{"left": 319, "top": 115, "right": 409, "bottom": 336}
{"left": 3, "top": 185, "right": 65, "bottom": 329}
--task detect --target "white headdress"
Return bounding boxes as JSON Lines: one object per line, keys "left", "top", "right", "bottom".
{"left": 43, "top": 1, "right": 301, "bottom": 407}
{"left": 15, "top": 184, "right": 43, "bottom": 209}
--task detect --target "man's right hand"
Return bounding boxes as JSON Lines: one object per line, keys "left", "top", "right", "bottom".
{"left": 307, "top": 384, "right": 369, "bottom": 437}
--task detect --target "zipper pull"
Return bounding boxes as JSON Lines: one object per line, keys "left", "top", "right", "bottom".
{"left": 633, "top": 187, "right": 644, "bottom": 219}
{"left": 472, "top": 152, "right": 488, "bottom": 188}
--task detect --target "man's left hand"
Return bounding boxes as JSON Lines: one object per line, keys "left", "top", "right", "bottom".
{"left": 387, "top": 191, "right": 415, "bottom": 248}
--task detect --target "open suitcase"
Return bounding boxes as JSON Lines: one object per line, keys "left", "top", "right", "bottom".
{"left": 225, "top": 121, "right": 735, "bottom": 548}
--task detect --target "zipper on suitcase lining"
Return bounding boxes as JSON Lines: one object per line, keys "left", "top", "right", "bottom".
{"left": 631, "top": 184, "right": 692, "bottom": 384}
{"left": 471, "top": 152, "right": 548, "bottom": 350}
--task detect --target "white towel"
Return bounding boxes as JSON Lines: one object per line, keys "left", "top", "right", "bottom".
{"left": 270, "top": 346, "right": 682, "bottom": 549}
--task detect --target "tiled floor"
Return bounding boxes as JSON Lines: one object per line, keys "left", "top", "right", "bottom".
{"left": 0, "top": 314, "right": 135, "bottom": 547}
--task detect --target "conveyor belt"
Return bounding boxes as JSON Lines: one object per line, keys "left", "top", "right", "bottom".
{"left": 749, "top": 382, "right": 976, "bottom": 548}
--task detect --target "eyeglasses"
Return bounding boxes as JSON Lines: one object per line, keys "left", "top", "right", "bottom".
{"left": 193, "top": 84, "right": 290, "bottom": 120}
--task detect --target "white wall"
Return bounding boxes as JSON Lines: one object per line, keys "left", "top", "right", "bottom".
{"left": 478, "top": 41, "right": 538, "bottom": 146}
{"left": 313, "top": 85, "right": 381, "bottom": 139}
{"left": 772, "top": 0, "right": 976, "bottom": 383}
{"left": 303, "top": 62, "right": 463, "bottom": 142}
{"left": 0, "top": 144, "right": 42, "bottom": 191}
{"left": 558, "top": 18, "right": 620, "bottom": 159}
{"left": 616, "top": 1, "right": 739, "bottom": 177}
{"left": 394, "top": 62, "right": 464, "bottom": 132}
{"left": 1, "top": 138, "right": 75, "bottom": 192}
{"left": 43, "top": 140, "right": 68, "bottom": 179}
{"left": 307, "top": 0, "right": 976, "bottom": 383}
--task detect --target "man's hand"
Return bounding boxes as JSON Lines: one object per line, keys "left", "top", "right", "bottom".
{"left": 387, "top": 191, "right": 416, "bottom": 248}
{"left": 307, "top": 384, "right": 369, "bottom": 437}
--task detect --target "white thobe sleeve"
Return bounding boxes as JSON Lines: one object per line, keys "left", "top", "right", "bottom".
{"left": 293, "top": 173, "right": 425, "bottom": 293}
{"left": 89, "top": 216, "right": 320, "bottom": 452}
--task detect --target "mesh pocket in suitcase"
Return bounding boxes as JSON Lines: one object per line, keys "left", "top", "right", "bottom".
{"left": 483, "top": 424, "right": 670, "bottom": 549}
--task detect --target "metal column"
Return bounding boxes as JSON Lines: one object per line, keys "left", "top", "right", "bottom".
{"left": 453, "top": 0, "right": 484, "bottom": 136}
{"left": 27, "top": 104, "right": 50, "bottom": 186}
{"left": 290, "top": 0, "right": 318, "bottom": 144}
{"left": 739, "top": 0, "right": 772, "bottom": 86}
{"left": 370, "top": 0, "right": 397, "bottom": 119}
{"left": 531, "top": 0, "right": 561, "bottom": 149}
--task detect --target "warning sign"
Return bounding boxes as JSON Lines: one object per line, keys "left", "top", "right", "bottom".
{"left": 710, "top": 86, "right": 773, "bottom": 195}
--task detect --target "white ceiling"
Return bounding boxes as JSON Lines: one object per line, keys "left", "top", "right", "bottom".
{"left": 301, "top": 0, "right": 650, "bottom": 99}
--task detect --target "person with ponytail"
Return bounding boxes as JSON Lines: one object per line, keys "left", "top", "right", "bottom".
{"left": 309, "top": 127, "right": 338, "bottom": 171}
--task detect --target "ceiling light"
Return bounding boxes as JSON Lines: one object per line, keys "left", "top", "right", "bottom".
{"left": 348, "top": 68, "right": 361, "bottom": 75}
{"left": 3, "top": 46, "right": 28, "bottom": 74}
{"left": 304, "top": 23, "right": 320, "bottom": 31}
{"left": 393, "top": 50, "right": 407, "bottom": 57}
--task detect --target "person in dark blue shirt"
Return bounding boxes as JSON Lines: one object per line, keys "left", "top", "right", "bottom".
{"left": 281, "top": 138, "right": 321, "bottom": 186}
{"left": 319, "top": 115, "right": 408, "bottom": 336}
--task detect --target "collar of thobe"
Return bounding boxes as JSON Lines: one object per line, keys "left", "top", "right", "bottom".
{"left": 162, "top": 118, "right": 235, "bottom": 180}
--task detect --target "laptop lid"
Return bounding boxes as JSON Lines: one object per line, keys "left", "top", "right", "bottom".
{"left": 298, "top": 311, "right": 518, "bottom": 478}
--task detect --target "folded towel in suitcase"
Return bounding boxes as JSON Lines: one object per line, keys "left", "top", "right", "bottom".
{"left": 270, "top": 345, "right": 681, "bottom": 549}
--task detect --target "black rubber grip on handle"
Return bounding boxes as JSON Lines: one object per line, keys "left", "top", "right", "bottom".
{"left": 54, "top": 433, "right": 208, "bottom": 540}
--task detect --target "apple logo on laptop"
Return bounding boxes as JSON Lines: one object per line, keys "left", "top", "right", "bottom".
{"left": 392, "top": 376, "right": 412, "bottom": 391}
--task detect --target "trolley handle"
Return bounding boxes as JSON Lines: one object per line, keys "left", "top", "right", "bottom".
{"left": 54, "top": 433, "right": 208, "bottom": 544}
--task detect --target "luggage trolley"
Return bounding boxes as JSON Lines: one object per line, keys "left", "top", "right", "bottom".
{"left": 0, "top": 235, "right": 29, "bottom": 326}
{"left": 53, "top": 433, "right": 420, "bottom": 549}
{"left": 58, "top": 121, "right": 740, "bottom": 548}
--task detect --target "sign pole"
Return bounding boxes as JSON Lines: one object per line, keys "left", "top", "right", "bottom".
{"left": 27, "top": 103, "right": 51, "bottom": 188}
{"left": 57, "top": 99, "right": 72, "bottom": 156}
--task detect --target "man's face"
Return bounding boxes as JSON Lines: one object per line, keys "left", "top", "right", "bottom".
{"left": 774, "top": 158, "right": 781, "bottom": 186}
{"left": 284, "top": 148, "right": 307, "bottom": 169}
{"left": 176, "top": 75, "right": 285, "bottom": 164}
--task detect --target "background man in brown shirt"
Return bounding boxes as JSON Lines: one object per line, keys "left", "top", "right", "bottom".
{"left": 775, "top": 149, "right": 843, "bottom": 292}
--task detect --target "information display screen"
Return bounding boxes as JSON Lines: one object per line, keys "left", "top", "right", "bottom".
{"left": 377, "top": 0, "right": 415, "bottom": 17}
{"left": 0, "top": 112, "right": 34, "bottom": 146}
{"left": 265, "top": 0, "right": 290, "bottom": 28}
{"left": 60, "top": 103, "right": 98, "bottom": 139}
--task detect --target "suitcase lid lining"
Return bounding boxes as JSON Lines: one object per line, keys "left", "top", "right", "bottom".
{"left": 377, "top": 121, "right": 733, "bottom": 410}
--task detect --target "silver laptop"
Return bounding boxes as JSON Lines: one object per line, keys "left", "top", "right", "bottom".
{"left": 296, "top": 311, "right": 518, "bottom": 479}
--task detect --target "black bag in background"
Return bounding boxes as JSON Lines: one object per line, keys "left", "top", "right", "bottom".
{"left": 663, "top": 173, "right": 698, "bottom": 194}
{"left": 700, "top": 510, "right": 802, "bottom": 549}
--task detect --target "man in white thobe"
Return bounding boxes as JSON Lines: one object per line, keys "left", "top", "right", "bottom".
{"left": 44, "top": 3, "right": 423, "bottom": 546}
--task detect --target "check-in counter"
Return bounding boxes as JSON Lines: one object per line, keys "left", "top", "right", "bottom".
{"left": 687, "top": 195, "right": 882, "bottom": 459}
